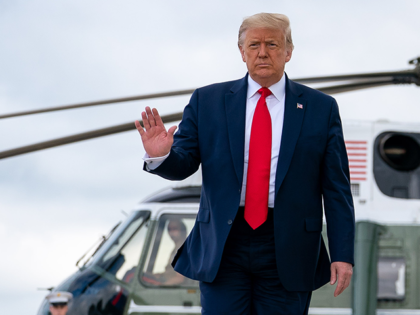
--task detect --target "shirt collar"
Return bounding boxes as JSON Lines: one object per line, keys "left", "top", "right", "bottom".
{"left": 247, "top": 73, "right": 286, "bottom": 102}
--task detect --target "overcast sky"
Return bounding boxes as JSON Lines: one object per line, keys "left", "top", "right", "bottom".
{"left": 1, "top": 1, "right": 420, "bottom": 314}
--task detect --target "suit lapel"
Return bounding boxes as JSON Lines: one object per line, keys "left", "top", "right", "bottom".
{"left": 275, "top": 76, "right": 307, "bottom": 195}
{"left": 225, "top": 75, "right": 248, "bottom": 186}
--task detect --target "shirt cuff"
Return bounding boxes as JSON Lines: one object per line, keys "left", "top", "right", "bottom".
{"left": 143, "top": 152, "right": 170, "bottom": 170}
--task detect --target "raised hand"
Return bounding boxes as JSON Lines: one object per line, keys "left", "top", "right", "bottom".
{"left": 330, "top": 261, "right": 353, "bottom": 297}
{"left": 135, "top": 107, "right": 177, "bottom": 158}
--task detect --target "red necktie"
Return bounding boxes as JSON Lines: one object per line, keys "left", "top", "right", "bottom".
{"left": 244, "top": 87, "right": 272, "bottom": 230}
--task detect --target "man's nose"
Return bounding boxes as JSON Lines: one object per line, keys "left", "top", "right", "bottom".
{"left": 258, "top": 44, "right": 268, "bottom": 57}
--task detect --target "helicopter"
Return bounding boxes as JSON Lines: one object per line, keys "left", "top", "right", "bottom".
{"left": 1, "top": 57, "right": 420, "bottom": 315}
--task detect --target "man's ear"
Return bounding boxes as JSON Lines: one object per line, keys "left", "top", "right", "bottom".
{"left": 285, "top": 48, "right": 292, "bottom": 63}
{"left": 239, "top": 45, "right": 246, "bottom": 62}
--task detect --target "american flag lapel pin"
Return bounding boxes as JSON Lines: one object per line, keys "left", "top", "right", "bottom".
{"left": 297, "top": 103, "right": 303, "bottom": 109}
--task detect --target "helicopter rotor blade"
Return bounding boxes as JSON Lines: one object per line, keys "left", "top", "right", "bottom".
{"left": 317, "top": 78, "right": 397, "bottom": 94}
{"left": 1, "top": 65, "right": 419, "bottom": 160}
{"left": 0, "top": 89, "right": 195, "bottom": 120}
{"left": 1, "top": 63, "right": 418, "bottom": 120}
{"left": 294, "top": 69, "right": 418, "bottom": 84}
{"left": 0, "top": 112, "right": 182, "bottom": 160}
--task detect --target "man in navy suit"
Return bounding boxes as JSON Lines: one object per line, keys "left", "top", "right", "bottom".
{"left": 135, "top": 13, "right": 354, "bottom": 315}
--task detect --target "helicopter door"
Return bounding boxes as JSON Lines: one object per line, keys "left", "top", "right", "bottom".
{"left": 129, "top": 210, "right": 201, "bottom": 314}
{"left": 342, "top": 121, "right": 372, "bottom": 208}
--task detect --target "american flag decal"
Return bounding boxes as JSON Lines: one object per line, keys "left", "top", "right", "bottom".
{"left": 297, "top": 103, "right": 303, "bottom": 109}
{"left": 345, "top": 141, "right": 367, "bottom": 182}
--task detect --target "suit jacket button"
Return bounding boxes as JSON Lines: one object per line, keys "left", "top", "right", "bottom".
{"left": 227, "top": 220, "right": 233, "bottom": 225}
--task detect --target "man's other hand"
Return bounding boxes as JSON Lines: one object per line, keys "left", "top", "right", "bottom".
{"left": 330, "top": 261, "right": 353, "bottom": 297}
{"left": 135, "top": 107, "right": 177, "bottom": 158}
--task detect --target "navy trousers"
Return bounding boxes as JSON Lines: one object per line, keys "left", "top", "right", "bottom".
{"left": 200, "top": 207, "right": 312, "bottom": 315}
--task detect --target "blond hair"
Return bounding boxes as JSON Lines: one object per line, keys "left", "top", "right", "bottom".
{"left": 238, "top": 13, "right": 294, "bottom": 50}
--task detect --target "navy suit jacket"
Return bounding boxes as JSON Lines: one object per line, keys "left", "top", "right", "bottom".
{"left": 146, "top": 74, "right": 355, "bottom": 292}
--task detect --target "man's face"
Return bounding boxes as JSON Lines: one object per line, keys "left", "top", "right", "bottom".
{"left": 239, "top": 27, "right": 292, "bottom": 87}
{"left": 168, "top": 222, "right": 184, "bottom": 243}
{"left": 49, "top": 304, "right": 68, "bottom": 315}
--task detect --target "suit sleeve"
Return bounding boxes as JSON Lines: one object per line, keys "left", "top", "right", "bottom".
{"left": 321, "top": 98, "right": 355, "bottom": 265}
{"left": 143, "top": 89, "right": 201, "bottom": 180}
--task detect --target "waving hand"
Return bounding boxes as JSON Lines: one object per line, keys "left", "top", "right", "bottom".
{"left": 135, "top": 107, "right": 177, "bottom": 158}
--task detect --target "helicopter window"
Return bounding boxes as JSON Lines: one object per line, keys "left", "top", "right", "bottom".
{"left": 374, "top": 132, "right": 420, "bottom": 199}
{"left": 379, "top": 134, "right": 420, "bottom": 171}
{"left": 377, "top": 257, "right": 406, "bottom": 301}
{"left": 141, "top": 213, "right": 198, "bottom": 287}
{"left": 89, "top": 210, "right": 150, "bottom": 283}
{"left": 101, "top": 217, "right": 144, "bottom": 263}
{"left": 113, "top": 219, "right": 149, "bottom": 283}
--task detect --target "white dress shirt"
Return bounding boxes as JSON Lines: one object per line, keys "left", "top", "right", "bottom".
{"left": 144, "top": 74, "right": 286, "bottom": 208}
